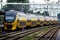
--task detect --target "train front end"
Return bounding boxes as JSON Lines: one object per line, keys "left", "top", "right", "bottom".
{"left": 4, "top": 10, "right": 18, "bottom": 30}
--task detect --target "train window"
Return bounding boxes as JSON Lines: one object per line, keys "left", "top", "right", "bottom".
{"left": 20, "top": 22, "right": 26, "bottom": 26}
{"left": 5, "top": 16, "right": 15, "bottom": 22}
{"left": 6, "top": 16, "right": 14, "bottom": 20}
{"left": 32, "top": 21, "right": 36, "bottom": 25}
{"left": 5, "top": 11, "right": 16, "bottom": 22}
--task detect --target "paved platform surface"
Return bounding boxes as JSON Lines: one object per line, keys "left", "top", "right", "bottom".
{"left": 56, "top": 29, "right": 60, "bottom": 40}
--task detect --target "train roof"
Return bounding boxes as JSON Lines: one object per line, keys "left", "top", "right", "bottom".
{"left": 27, "top": 13, "right": 37, "bottom": 17}
{"left": 27, "top": 13, "right": 38, "bottom": 20}
{"left": 17, "top": 12, "right": 27, "bottom": 17}
{"left": 38, "top": 15, "right": 44, "bottom": 18}
{"left": 5, "top": 10, "right": 17, "bottom": 16}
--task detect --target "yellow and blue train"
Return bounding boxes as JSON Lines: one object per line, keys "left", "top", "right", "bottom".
{"left": 3, "top": 10, "right": 58, "bottom": 30}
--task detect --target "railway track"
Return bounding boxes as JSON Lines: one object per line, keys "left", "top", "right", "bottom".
{"left": 0, "top": 25, "right": 52, "bottom": 36}
{"left": 0, "top": 25, "right": 58, "bottom": 40}
{"left": 0, "top": 27, "right": 41, "bottom": 37}
{"left": 0, "top": 27, "right": 45, "bottom": 40}
{"left": 0, "top": 25, "right": 53, "bottom": 37}
{"left": 35, "top": 27, "right": 59, "bottom": 40}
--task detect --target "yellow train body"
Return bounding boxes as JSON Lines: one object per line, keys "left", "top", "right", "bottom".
{"left": 18, "top": 17, "right": 27, "bottom": 28}
{"left": 26, "top": 20, "right": 31, "bottom": 27}
{"left": 3, "top": 10, "right": 58, "bottom": 30}
{"left": 39, "top": 18, "right": 45, "bottom": 26}
{"left": 31, "top": 18, "right": 37, "bottom": 27}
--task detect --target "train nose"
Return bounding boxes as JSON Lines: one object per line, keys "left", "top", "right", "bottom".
{"left": 7, "top": 25, "right": 12, "bottom": 29}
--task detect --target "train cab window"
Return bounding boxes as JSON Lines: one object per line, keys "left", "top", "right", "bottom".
{"left": 5, "top": 11, "right": 16, "bottom": 22}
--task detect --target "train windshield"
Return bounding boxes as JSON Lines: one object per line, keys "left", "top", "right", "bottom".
{"left": 5, "top": 11, "right": 16, "bottom": 22}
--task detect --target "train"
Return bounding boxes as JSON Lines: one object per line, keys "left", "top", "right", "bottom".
{"left": 3, "top": 10, "right": 58, "bottom": 30}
